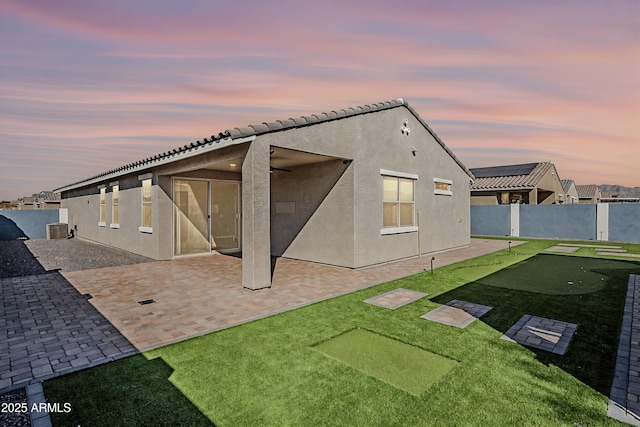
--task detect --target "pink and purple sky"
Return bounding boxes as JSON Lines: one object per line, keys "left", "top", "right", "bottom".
{"left": 1, "top": 0, "right": 638, "bottom": 201}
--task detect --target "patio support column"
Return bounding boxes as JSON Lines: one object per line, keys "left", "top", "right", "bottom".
{"left": 241, "top": 141, "right": 272, "bottom": 290}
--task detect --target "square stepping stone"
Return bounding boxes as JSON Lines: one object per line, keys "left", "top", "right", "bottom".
{"left": 420, "top": 300, "right": 493, "bottom": 328}
{"left": 501, "top": 314, "right": 577, "bottom": 355}
{"left": 363, "top": 288, "right": 427, "bottom": 310}
{"left": 544, "top": 245, "right": 579, "bottom": 253}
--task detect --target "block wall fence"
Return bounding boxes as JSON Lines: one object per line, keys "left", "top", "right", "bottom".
{"left": 0, "top": 209, "right": 66, "bottom": 239}
{"left": 471, "top": 204, "right": 640, "bottom": 243}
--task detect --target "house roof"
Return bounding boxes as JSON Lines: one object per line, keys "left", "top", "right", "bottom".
{"left": 560, "top": 179, "right": 575, "bottom": 193}
{"left": 469, "top": 162, "right": 556, "bottom": 191}
{"left": 576, "top": 184, "right": 599, "bottom": 199}
{"left": 55, "top": 98, "right": 473, "bottom": 193}
{"left": 38, "top": 191, "right": 61, "bottom": 202}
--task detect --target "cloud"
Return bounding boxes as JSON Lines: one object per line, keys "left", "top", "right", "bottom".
{"left": 1, "top": 0, "right": 638, "bottom": 199}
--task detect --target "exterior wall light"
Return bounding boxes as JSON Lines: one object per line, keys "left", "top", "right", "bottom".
{"left": 401, "top": 119, "right": 411, "bottom": 136}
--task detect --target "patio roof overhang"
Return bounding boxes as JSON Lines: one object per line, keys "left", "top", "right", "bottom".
{"left": 55, "top": 135, "right": 256, "bottom": 193}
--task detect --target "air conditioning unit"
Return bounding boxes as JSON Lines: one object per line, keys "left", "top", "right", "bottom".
{"left": 46, "top": 222, "right": 68, "bottom": 240}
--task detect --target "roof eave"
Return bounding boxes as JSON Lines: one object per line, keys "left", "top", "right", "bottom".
{"left": 55, "top": 135, "right": 256, "bottom": 193}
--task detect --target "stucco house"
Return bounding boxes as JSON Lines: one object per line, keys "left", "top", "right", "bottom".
{"left": 55, "top": 98, "right": 473, "bottom": 290}
{"left": 576, "top": 184, "right": 601, "bottom": 204}
{"left": 469, "top": 162, "right": 564, "bottom": 205}
{"left": 560, "top": 180, "right": 579, "bottom": 204}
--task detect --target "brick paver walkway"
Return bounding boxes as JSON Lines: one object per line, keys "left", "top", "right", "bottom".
{"left": 421, "top": 300, "right": 493, "bottom": 328}
{"left": 62, "top": 238, "right": 520, "bottom": 351}
{"left": 500, "top": 314, "right": 577, "bottom": 355}
{"left": 0, "top": 272, "right": 136, "bottom": 393}
{"left": 608, "top": 274, "right": 640, "bottom": 426}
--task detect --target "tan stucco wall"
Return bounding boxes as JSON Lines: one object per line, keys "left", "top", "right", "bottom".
{"left": 270, "top": 159, "right": 355, "bottom": 268}
{"left": 258, "top": 106, "right": 471, "bottom": 269}
{"left": 61, "top": 144, "right": 248, "bottom": 260}
{"left": 61, "top": 175, "right": 163, "bottom": 259}
{"left": 535, "top": 167, "right": 564, "bottom": 204}
{"left": 61, "top": 106, "right": 471, "bottom": 270}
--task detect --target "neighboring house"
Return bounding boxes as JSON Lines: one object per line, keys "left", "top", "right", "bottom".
{"left": 600, "top": 197, "right": 640, "bottom": 203}
{"left": 15, "top": 191, "right": 61, "bottom": 210}
{"left": 36, "top": 191, "right": 61, "bottom": 210}
{"left": 560, "top": 179, "right": 579, "bottom": 204}
{"left": 17, "top": 196, "right": 35, "bottom": 210}
{"left": 55, "top": 98, "right": 474, "bottom": 290}
{"left": 469, "top": 162, "right": 564, "bottom": 205}
{"left": 576, "top": 184, "right": 601, "bottom": 204}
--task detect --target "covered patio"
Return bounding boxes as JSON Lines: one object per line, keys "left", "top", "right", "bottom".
{"left": 62, "top": 238, "right": 518, "bottom": 351}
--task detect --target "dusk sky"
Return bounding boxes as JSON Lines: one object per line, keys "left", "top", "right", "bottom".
{"left": 1, "top": 0, "right": 638, "bottom": 201}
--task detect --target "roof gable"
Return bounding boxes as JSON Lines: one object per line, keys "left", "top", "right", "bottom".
{"left": 469, "top": 162, "right": 555, "bottom": 191}
{"left": 576, "top": 184, "right": 598, "bottom": 198}
{"left": 55, "top": 98, "right": 472, "bottom": 193}
{"left": 560, "top": 179, "right": 575, "bottom": 193}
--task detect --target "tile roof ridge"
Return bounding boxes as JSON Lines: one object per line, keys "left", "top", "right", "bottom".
{"left": 54, "top": 97, "right": 473, "bottom": 191}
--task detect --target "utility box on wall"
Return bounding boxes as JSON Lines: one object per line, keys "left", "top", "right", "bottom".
{"left": 46, "top": 222, "right": 68, "bottom": 240}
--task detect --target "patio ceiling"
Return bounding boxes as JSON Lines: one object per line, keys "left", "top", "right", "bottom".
{"left": 202, "top": 147, "right": 341, "bottom": 173}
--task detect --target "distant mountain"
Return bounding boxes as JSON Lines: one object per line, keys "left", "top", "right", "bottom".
{"left": 599, "top": 184, "right": 640, "bottom": 198}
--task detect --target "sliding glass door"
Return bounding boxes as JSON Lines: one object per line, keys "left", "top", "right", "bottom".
{"left": 173, "top": 179, "right": 241, "bottom": 256}
{"left": 174, "top": 179, "right": 210, "bottom": 256}
{"left": 210, "top": 181, "right": 240, "bottom": 251}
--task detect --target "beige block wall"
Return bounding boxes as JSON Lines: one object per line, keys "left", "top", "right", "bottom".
{"left": 535, "top": 167, "right": 564, "bottom": 204}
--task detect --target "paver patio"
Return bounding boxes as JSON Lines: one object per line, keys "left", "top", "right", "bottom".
{"left": 500, "top": 314, "right": 577, "bottom": 355}
{"left": 62, "top": 238, "right": 520, "bottom": 351}
{"left": 0, "top": 272, "right": 136, "bottom": 392}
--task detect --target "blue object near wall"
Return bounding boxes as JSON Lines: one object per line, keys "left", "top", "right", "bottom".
{"left": 520, "top": 204, "right": 596, "bottom": 240}
{"left": 471, "top": 204, "right": 640, "bottom": 243}
{"left": 0, "top": 210, "right": 60, "bottom": 240}
{"left": 609, "top": 204, "right": 640, "bottom": 243}
{"left": 471, "top": 205, "right": 510, "bottom": 236}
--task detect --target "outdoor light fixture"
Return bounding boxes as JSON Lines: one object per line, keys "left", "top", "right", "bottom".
{"left": 401, "top": 119, "right": 411, "bottom": 135}
{"left": 229, "top": 163, "right": 236, "bottom": 167}
{"left": 508, "top": 241, "right": 512, "bottom": 253}
{"left": 430, "top": 256, "right": 435, "bottom": 274}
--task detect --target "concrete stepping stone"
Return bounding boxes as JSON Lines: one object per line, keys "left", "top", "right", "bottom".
{"left": 598, "top": 252, "right": 640, "bottom": 259}
{"left": 544, "top": 246, "right": 579, "bottom": 253}
{"left": 420, "top": 300, "right": 493, "bottom": 328}
{"left": 558, "top": 243, "right": 622, "bottom": 249}
{"left": 501, "top": 314, "right": 577, "bottom": 355}
{"left": 363, "top": 288, "right": 428, "bottom": 310}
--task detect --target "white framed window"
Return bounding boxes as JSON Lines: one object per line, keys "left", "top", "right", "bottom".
{"left": 380, "top": 169, "right": 418, "bottom": 235}
{"left": 139, "top": 177, "right": 152, "bottom": 233}
{"left": 110, "top": 183, "right": 120, "bottom": 228}
{"left": 434, "top": 178, "right": 453, "bottom": 196}
{"left": 98, "top": 186, "right": 106, "bottom": 227}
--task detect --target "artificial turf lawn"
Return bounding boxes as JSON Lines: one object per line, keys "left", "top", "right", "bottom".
{"left": 315, "top": 328, "right": 458, "bottom": 395}
{"left": 43, "top": 239, "right": 640, "bottom": 426}
{"left": 476, "top": 253, "right": 636, "bottom": 295}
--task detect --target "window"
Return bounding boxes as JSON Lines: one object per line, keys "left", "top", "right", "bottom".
{"left": 434, "top": 178, "right": 452, "bottom": 196}
{"left": 380, "top": 169, "right": 418, "bottom": 234}
{"left": 140, "top": 178, "right": 152, "bottom": 233}
{"left": 99, "top": 187, "right": 106, "bottom": 226}
{"left": 110, "top": 184, "right": 119, "bottom": 228}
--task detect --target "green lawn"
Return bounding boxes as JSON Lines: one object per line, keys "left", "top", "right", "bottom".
{"left": 44, "top": 239, "right": 640, "bottom": 426}
{"left": 315, "top": 328, "right": 458, "bottom": 396}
